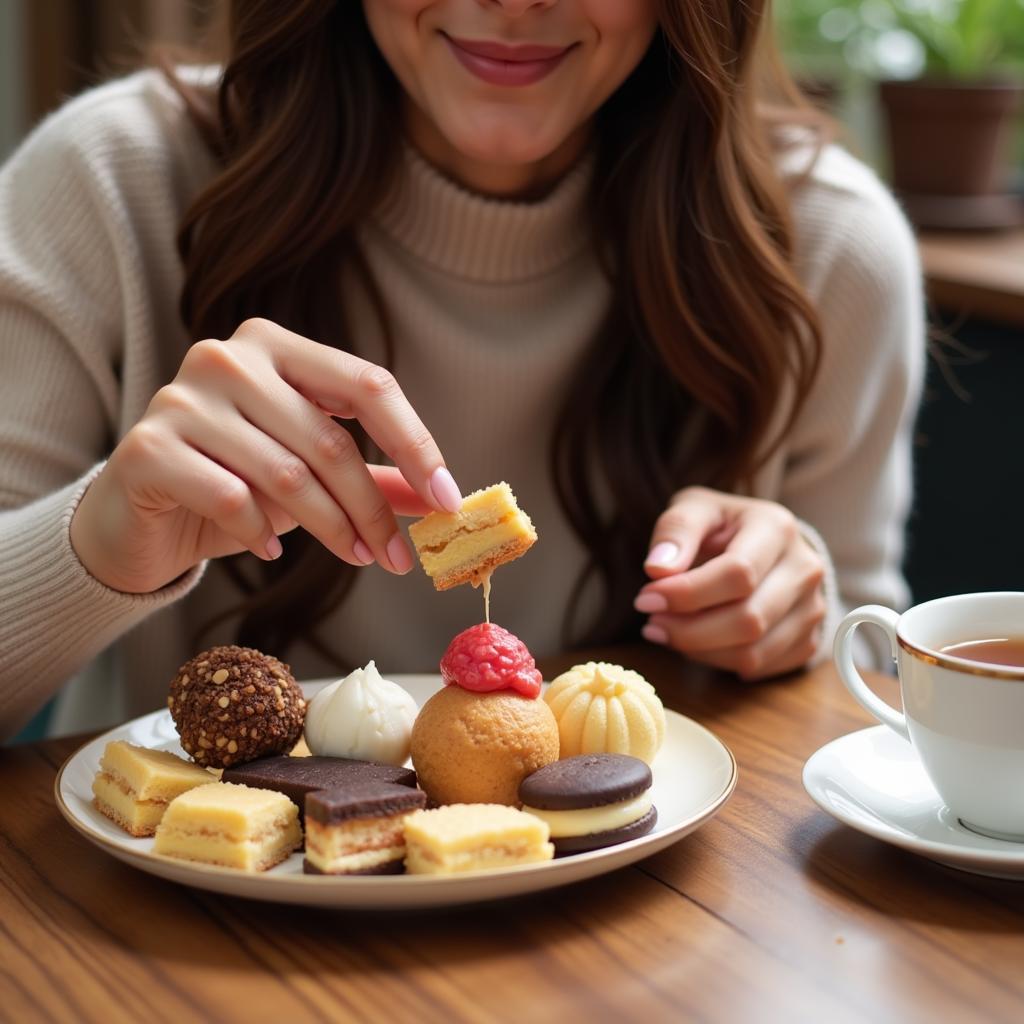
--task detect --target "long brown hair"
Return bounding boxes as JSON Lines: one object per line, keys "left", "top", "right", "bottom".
{"left": 169, "top": 0, "right": 825, "bottom": 660}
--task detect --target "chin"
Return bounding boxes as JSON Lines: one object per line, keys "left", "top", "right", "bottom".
{"left": 440, "top": 114, "right": 569, "bottom": 171}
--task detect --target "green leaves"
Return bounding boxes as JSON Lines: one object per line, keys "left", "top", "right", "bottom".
{"left": 774, "top": 0, "right": 1024, "bottom": 80}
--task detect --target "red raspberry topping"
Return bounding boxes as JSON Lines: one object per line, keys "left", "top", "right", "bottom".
{"left": 440, "top": 623, "right": 543, "bottom": 699}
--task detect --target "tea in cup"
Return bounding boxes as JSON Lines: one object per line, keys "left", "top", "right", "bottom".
{"left": 834, "top": 592, "right": 1024, "bottom": 841}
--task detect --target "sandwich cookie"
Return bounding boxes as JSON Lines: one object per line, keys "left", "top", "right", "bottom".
{"left": 518, "top": 753, "right": 656, "bottom": 855}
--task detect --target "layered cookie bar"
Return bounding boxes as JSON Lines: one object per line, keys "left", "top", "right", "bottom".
{"left": 92, "top": 741, "right": 215, "bottom": 837}
{"left": 303, "top": 782, "right": 427, "bottom": 875}
{"left": 408, "top": 481, "right": 536, "bottom": 591}
{"left": 153, "top": 782, "right": 301, "bottom": 871}
{"left": 222, "top": 755, "right": 417, "bottom": 823}
{"left": 404, "top": 804, "right": 554, "bottom": 875}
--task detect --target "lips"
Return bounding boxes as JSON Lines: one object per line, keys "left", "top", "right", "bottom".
{"left": 442, "top": 33, "right": 575, "bottom": 87}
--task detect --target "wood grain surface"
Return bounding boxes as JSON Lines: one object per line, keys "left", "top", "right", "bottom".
{"left": 2, "top": 646, "right": 1023, "bottom": 1024}
{"left": 919, "top": 227, "right": 1024, "bottom": 326}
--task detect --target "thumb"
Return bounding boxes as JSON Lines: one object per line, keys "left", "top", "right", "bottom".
{"left": 644, "top": 488, "right": 725, "bottom": 580}
{"left": 368, "top": 464, "right": 435, "bottom": 518}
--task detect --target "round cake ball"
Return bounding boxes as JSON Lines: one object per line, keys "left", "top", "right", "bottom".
{"left": 410, "top": 686, "right": 560, "bottom": 806}
{"left": 167, "top": 645, "right": 306, "bottom": 769}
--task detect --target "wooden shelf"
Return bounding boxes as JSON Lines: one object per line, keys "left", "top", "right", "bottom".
{"left": 919, "top": 227, "right": 1024, "bottom": 327}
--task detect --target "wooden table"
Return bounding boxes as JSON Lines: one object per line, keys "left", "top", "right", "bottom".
{"left": 3, "top": 646, "right": 1023, "bottom": 1023}
{"left": 919, "top": 227, "right": 1024, "bottom": 327}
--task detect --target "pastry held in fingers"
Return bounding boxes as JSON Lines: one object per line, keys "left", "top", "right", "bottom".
{"left": 408, "top": 481, "right": 536, "bottom": 590}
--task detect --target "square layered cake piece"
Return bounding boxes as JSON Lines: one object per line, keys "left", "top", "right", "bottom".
{"left": 304, "top": 782, "right": 427, "bottom": 875}
{"left": 222, "top": 755, "right": 417, "bottom": 823}
{"left": 404, "top": 804, "right": 554, "bottom": 875}
{"left": 92, "top": 740, "right": 215, "bottom": 837}
{"left": 408, "top": 481, "right": 536, "bottom": 591}
{"left": 153, "top": 782, "right": 301, "bottom": 871}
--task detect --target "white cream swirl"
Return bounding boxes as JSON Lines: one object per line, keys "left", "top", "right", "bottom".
{"left": 304, "top": 661, "right": 418, "bottom": 766}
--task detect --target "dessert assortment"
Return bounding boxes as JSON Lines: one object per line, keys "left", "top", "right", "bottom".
{"left": 86, "top": 481, "right": 669, "bottom": 880}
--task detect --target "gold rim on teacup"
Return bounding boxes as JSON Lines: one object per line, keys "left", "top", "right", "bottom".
{"left": 896, "top": 634, "right": 1024, "bottom": 681}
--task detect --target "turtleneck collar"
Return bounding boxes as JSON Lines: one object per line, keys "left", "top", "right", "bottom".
{"left": 370, "top": 143, "right": 595, "bottom": 284}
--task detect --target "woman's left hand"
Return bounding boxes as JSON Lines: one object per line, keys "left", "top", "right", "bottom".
{"left": 634, "top": 487, "right": 827, "bottom": 680}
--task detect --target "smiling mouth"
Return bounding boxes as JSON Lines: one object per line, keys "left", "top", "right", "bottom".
{"left": 441, "top": 33, "right": 577, "bottom": 87}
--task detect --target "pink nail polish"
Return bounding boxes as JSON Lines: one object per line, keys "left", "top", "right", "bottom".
{"left": 353, "top": 539, "right": 374, "bottom": 565}
{"left": 386, "top": 533, "right": 414, "bottom": 574}
{"left": 642, "top": 623, "right": 669, "bottom": 645}
{"left": 430, "top": 466, "right": 462, "bottom": 513}
{"left": 645, "top": 542, "right": 680, "bottom": 569}
{"left": 266, "top": 536, "right": 283, "bottom": 560}
{"left": 634, "top": 592, "right": 669, "bottom": 614}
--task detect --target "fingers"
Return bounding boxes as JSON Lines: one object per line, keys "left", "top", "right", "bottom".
{"left": 637, "top": 488, "right": 827, "bottom": 680}
{"left": 642, "top": 551, "right": 815, "bottom": 652}
{"left": 646, "top": 587, "right": 826, "bottom": 681}
{"left": 641, "top": 491, "right": 797, "bottom": 612}
{"left": 229, "top": 378, "right": 415, "bottom": 573}
{"left": 172, "top": 397, "right": 409, "bottom": 571}
{"left": 643, "top": 487, "right": 725, "bottom": 579}
{"left": 127, "top": 428, "right": 278, "bottom": 561}
{"left": 230, "top": 321, "right": 461, "bottom": 514}
{"left": 367, "top": 465, "right": 435, "bottom": 518}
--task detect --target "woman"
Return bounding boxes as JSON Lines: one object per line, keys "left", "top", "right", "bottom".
{"left": 0, "top": 0, "right": 923, "bottom": 739}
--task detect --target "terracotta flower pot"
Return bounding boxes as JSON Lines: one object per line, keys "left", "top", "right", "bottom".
{"left": 879, "top": 79, "right": 1023, "bottom": 229}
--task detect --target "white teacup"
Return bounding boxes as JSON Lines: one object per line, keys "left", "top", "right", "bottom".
{"left": 834, "top": 592, "right": 1024, "bottom": 842}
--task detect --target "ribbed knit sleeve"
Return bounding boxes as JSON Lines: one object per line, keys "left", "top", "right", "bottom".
{"left": 0, "top": 74, "right": 211, "bottom": 739}
{"left": 779, "top": 149, "right": 926, "bottom": 668}
{"left": 0, "top": 470, "right": 204, "bottom": 738}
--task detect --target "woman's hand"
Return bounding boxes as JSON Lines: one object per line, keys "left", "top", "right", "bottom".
{"left": 634, "top": 487, "right": 826, "bottom": 680}
{"left": 71, "top": 319, "right": 462, "bottom": 594}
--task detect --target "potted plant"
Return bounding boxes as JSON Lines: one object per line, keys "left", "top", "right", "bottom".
{"left": 776, "top": 0, "right": 1024, "bottom": 229}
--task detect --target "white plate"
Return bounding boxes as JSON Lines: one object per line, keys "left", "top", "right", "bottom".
{"left": 803, "top": 725, "right": 1024, "bottom": 880}
{"left": 57, "top": 675, "right": 737, "bottom": 909}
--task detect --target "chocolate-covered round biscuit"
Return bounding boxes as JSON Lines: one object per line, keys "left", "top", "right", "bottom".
{"left": 518, "top": 753, "right": 652, "bottom": 810}
{"left": 519, "top": 754, "right": 657, "bottom": 856}
{"left": 168, "top": 645, "right": 305, "bottom": 769}
{"left": 550, "top": 807, "right": 658, "bottom": 856}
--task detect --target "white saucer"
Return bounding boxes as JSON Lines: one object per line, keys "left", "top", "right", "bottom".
{"left": 803, "top": 725, "right": 1024, "bottom": 880}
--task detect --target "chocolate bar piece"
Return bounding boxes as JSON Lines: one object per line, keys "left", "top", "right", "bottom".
{"left": 222, "top": 755, "right": 416, "bottom": 820}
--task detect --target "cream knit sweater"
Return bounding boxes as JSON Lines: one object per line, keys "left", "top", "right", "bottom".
{"left": 0, "top": 72, "right": 924, "bottom": 739}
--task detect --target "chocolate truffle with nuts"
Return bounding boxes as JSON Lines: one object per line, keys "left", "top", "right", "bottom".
{"left": 167, "top": 645, "right": 306, "bottom": 769}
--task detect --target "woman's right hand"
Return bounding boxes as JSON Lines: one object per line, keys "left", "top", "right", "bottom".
{"left": 70, "top": 319, "right": 462, "bottom": 594}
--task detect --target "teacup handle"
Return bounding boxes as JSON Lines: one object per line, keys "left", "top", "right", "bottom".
{"left": 833, "top": 605, "right": 910, "bottom": 742}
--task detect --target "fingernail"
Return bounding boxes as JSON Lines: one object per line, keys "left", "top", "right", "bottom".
{"left": 353, "top": 539, "right": 375, "bottom": 565}
{"left": 386, "top": 533, "right": 414, "bottom": 574}
{"left": 634, "top": 592, "right": 669, "bottom": 614}
{"left": 430, "top": 466, "right": 462, "bottom": 513}
{"left": 642, "top": 623, "right": 669, "bottom": 645}
{"left": 266, "top": 536, "right": 283, "bottom": 560}
{"left": 645, "top": 542, "right": 679, "bottom": 569}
